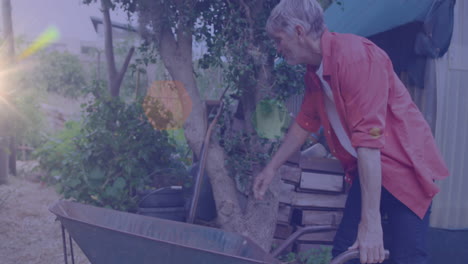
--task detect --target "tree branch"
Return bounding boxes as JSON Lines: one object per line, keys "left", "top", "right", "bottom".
{"left": 239, "top": 0, "right": 254, "bottom": 42}
{"left": 115, "top": 46, "right": 135, "bottom": 94}
{"left": 101, "top": 0, "right": 118, "bottom": 96}
{"left": 174, "top": 0, "right": 194, "bottom": 55}
{"left": 159, "top": 25, "right": 178, "bottom": 60}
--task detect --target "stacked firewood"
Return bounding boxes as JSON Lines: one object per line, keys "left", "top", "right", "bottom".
{"left": 273, "top": 151, "right": 348, "bottom": 254}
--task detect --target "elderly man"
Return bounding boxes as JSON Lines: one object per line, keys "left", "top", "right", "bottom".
{"left": 252, "top": 1, "right": 449, "bottom": 264}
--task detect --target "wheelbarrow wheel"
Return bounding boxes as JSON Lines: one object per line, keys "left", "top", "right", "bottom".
{"left": 330, "top": 249, "right": 390, "bottom": 264}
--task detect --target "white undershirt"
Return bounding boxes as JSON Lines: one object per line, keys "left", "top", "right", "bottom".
{"left": 316, "top": 63, "right": 357, "bottom": 158}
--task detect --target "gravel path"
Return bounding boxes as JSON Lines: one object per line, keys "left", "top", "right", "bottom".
{"left": 0, "top": 173, "right": 89, "bottom": 264}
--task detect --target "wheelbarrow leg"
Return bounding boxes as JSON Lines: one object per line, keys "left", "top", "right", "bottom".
{"left": 69, "top": 233, "right": 75, "bottom": 264}
{"left": 61, "top": 224, "right": 76, "bottom": 264}
{"left": 61, "top": 224, "right": 68, "bottom": 264}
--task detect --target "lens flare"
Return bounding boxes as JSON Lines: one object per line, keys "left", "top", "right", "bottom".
{"left": 0, "top": 26, "right": 59, "bottom": 120}
{"left": 19, "top": 26, "right": 60, "bottom": 60}
{"left": 143, "top": 81, "right": 192, "bottom": 130}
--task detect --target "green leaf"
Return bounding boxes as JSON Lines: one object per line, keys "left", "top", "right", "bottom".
{"left": 67, "top": 178, "right": 81, "bottom": 188}
{"left": 105, "top": 186, "right": 119, "bottom": 199}
{"left": 113, "top": 177, "right": 127, "bottom": 191}
{"left": 88, "top": 167, "right": 106, "bottom": 180}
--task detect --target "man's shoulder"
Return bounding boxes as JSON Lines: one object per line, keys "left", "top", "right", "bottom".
{"left": 326, "top": 31, "right": 386, "bottom": 65}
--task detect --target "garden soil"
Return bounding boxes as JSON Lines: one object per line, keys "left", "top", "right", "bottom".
{"left": 0, "top": 162, "right": 89, "bottom": 264}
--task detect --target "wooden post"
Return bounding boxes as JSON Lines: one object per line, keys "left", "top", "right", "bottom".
{"left": 0, "top": 138, "right": 8, "bottom": 184}
{"left": 2, "top": 0, "right": 16, "bottom": 176}
{"left": 9, "top": 136, "right": 16, "bottom": 175}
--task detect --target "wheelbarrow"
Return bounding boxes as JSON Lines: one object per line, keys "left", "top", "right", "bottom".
{"left": 50, "top": 200, "right": 389, "bottom": 264}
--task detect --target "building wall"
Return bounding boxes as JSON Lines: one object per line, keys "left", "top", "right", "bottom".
{"left": 431, "top": 0, "right": 468, "bottom": 229}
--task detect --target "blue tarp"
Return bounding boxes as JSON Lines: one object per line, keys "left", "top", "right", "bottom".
{"left": 324, "top": 0, "right": 456, "bottom": 88}
{"left": 324, "top": 0, "right": 434, "bottom": 37}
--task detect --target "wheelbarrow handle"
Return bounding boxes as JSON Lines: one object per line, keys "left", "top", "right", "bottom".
{"left": 330, "top": 249, "right": 390, "bottom": 264}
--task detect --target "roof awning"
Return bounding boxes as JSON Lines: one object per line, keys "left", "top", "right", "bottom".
{"left": 324, "top": 0, "right": 435, "bottom": 37}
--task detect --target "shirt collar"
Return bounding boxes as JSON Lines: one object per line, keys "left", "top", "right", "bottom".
{"left": 306, "top": 29, "right": 333, "bottom": 76}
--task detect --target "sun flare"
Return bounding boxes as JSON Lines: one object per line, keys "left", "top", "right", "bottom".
{"left": 0, "top": 26, "right": 60, "bottom": 120}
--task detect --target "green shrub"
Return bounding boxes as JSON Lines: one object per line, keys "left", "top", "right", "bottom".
{"left": 36, "top": 98, "right": 189, "bottom": 211}
{"left": 35, "top": 120, "right": 81, "bottom": 183}
{"left": 279, "top": 247, "right": 332, "bottom": 264}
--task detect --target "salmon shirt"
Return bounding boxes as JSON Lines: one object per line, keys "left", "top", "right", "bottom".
{"left": 296, "top": 30, "right": 449, "bottom": 219}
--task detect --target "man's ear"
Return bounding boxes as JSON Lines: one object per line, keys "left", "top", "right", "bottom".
{"left": 295, "top": 25, "right": 306, "bottom": 38}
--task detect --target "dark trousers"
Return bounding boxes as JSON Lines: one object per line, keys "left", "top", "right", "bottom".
{"left": 332, "top": 179, "right": 431, "bottom": 264}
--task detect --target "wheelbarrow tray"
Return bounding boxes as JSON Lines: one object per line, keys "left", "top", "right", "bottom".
{"left": 49, "top": 200, "right": 280, "bottom": 264}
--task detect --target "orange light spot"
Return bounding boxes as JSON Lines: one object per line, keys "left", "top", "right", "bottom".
{"left": 143, "top": 81, "right": 192, "bottom": 130}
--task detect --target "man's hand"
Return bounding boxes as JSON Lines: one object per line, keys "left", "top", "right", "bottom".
{"left": 349, "top": 220, "right": 386, "bottom": 264}
{"left": 253, "top": 167, "right": 276, "bottom": 200}
{"left": 252, "top": 122, "right": 310, "bottom": 200}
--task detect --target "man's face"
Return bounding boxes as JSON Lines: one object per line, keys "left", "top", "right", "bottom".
{"left": 271, "top": 31, "right": 303, "bottom": 65}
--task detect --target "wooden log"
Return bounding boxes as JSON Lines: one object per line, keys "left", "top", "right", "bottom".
{"left": 274, "top": 223, "right": 294, "bottom": 240}
{"left": 277, "top": 203, "right": 293, "bottom": 224}
{"left": 300, "top": 157, "right": 344, "bottom": 174}
{"left": 300, "top": 210, "right": 343, "bottom": 226}
{"left": 278, "top": 180, "right": 296, "bottom": 205}
{"left": 279, "top": 164, "right": 301, "bottom": 184}
{"left": 291, "top": 192, "right": 347, "bottom": 209}
{"left": 279, "top": 181, "right": 347, "bottom": 209}
{"left": 299, "top": 171, "right": 344, "bottom": 193}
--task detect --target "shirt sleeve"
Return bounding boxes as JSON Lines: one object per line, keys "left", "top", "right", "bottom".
{"left": 340, "top": 57, "right": 391, "bottom": 149}
{"left": 295, "top": 75, "right": 321, "bottom": 133}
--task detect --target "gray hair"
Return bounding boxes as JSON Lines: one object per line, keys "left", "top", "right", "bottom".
{"left": 266, "top": 0, "right": 326, "bottom": 40}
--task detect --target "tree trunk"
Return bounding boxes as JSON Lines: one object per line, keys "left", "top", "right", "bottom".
{"left": 2, "top": 0, "right": 16, "bottom": 176}
{"left": 158, "top": 31, "right": 205, "bottom": 153}
{"left": 156, "top": 22, "right": 279, "bottom": 252}
{"left": 100, "top": 0, "right": 134, "bottom": 97}
{"left": 204, "top": 142, "right": 280, "bottom": 251}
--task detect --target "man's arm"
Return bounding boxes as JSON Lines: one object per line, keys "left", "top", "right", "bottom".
{"left": 253, "top": 121, "right": 310, "bottom": 200}
{"left": 349, "top": 147, "right": 386, "bottom": 264}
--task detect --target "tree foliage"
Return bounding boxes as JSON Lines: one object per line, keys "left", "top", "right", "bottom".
{"left": 195, "top": 1, "right": 306, "bottom": 193}
{"left": 25, "top": 50, "right": 88, "bottom": 98}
